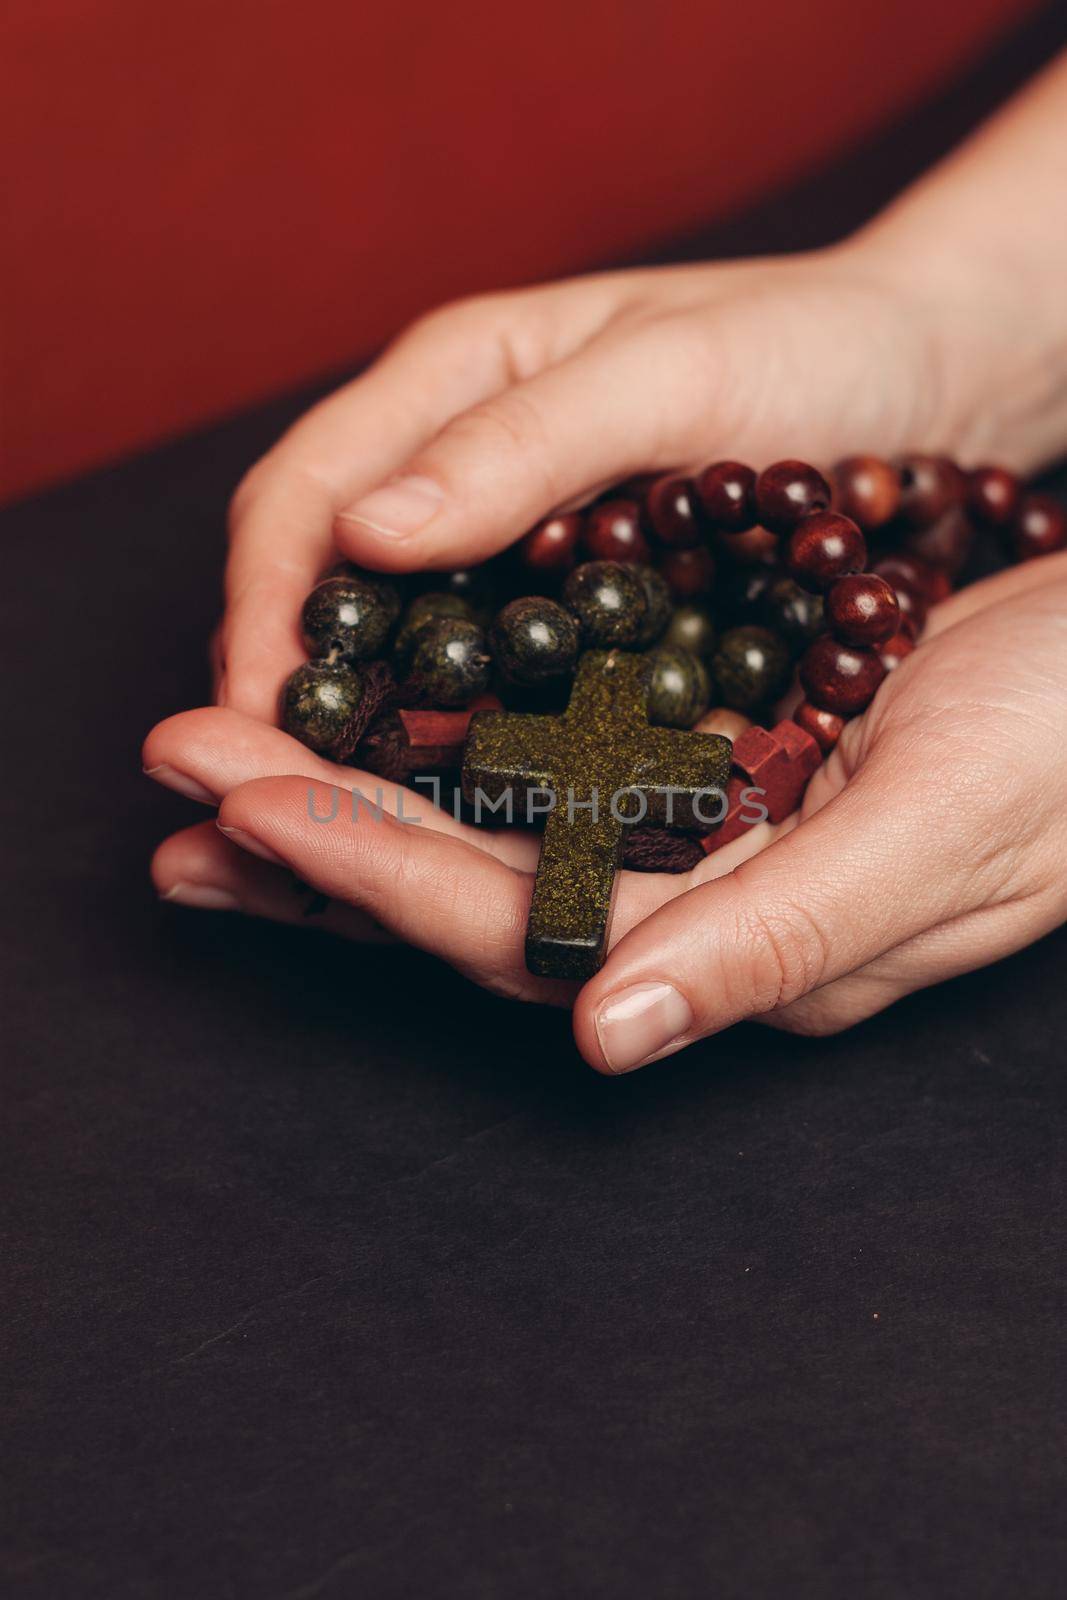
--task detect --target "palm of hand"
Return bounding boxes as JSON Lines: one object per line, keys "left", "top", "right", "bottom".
{"left": 146, "top": 554, "right": 1067, "bottom": 1068}
{"left": 146, "top": 245, "right": 1063, "bottom": 1071}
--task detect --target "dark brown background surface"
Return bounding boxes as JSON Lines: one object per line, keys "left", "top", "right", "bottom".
{"left": 4, "top": 17, "right": 1067, "bottom": 1597}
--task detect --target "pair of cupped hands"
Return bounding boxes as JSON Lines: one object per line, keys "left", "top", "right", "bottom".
{"left": 143, "top": 236, "right": 1067, "bottom": 1075}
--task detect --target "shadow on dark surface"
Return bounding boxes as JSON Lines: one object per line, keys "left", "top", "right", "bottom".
{"left": 3, "top": 9, "right": 1067, "bottom": 1598}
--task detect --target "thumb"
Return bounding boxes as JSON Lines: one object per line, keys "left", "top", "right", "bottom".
{"left": 574, "top": 750, "right": 973, "bottom": 1074}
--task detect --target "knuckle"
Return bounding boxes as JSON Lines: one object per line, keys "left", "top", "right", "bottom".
{"left": 733, "top": 898, "right": 831, "bottom": 1015}
{"left": 458, "top": 393, "right": 541, "bottom": 453}
{"left": 404, "top": 292, "right": 500, "bottom": 343}
{"left": 447, "top": 393, "right": 561, "bottom": 505}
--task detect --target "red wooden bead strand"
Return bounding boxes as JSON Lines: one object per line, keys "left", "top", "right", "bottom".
{"left": 887, "top": 580, "right": 927, "bottom": 639}
{"left": 893, "top": 453, "right": 965, "bottom": 529}
{"left": 926, "top": 569, "right": 953, "bottom": 605}
{"left": 582, "top": 499, "right": 651, "bottom": 564}
{"left": 967, "top": 465, "right": 1021, "bottom": 528}
{"left": 695, "top": 460, "right": 758, "bottom": 532}
{"left": 714, "top": 525, "right": 780, "bottom": 567}
{"left": 786, "top": 511, "right": 867, "bottom": 593}
{"left": 901, "top": 504, "right": 974, "bottom": 578}
{"left": 868, "top": 553, "right": 930, "bottom": 635}
{"left": 658, "top": 544, "right": 716, "bottom": 598}
{"left": 879, "top": 629, "right": 916, "bottom": 673}
{"left": 830, "top": 455, "right": 901, "bottom": 531}
{"left": 518, "top": 513, "right": 582, "bottom": 579}
{"left": 755, "top": 459, "right": 832, "bottom": 535}
{"left": 825, "top": 573, "right": 901, "bottom": 646}
{"left": 793, "top": 699, "right": 845, "bottom": 753}
{"left": 614, "top": 472, "right": 660, "bottom": 504}
{"left": 798, "top": 635, "right": 886, "bottom": 717}
{"left": 645, "top": 475, "right": 704, "bottom": 548}
{"left": 1012, "top": 494, "right": 1067, "bottom": 561}
{"left": 869, "top": 551, "right": 934, "bottom": 598}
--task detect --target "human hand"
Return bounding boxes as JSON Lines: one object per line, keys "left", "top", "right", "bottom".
{"left": 146, "top": 556, "right": 1067, "bottom": 1070}
{"left": 215, "top": 233, "right": 1034, "bottom": 721}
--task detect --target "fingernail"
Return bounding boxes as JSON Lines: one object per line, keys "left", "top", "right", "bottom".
{"left": 336, "top": 474, "right": 445, "bottom": 539}
{"left": 143, "top": 764, "right": 216, "bottom": 805}
{"left": 217, "top": 824, "right": 285, "bottom": 865}
{"left": 594, "top": 982, "right": 693, "bottom": 1075}
{"left": 162, "top": 882, "right": 240, "bottom": 911}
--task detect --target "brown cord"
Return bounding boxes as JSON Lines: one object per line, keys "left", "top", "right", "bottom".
{"left": 621, "top": 827, "right": 704, "bottom": 873}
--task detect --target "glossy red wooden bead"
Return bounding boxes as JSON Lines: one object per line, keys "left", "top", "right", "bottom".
{"left": 967, "top": 465, "right": 1020, "bottom": 528}
{"left": 1012, "top": 493, "right": 1067, "bottom": 561}
{"left": 898, "top": 586, "right": 929, "bottom": 639}
{"left": 715, "top": 524, "right": 780, "bottom": 567}
{"left": 893, "top": 453, "right": 965, "bottom": 529}
{"left": 695, "top": 460, "right": 757, "bottom": 532}
{"left": 785, "top": 511, "right": 866, "bottom": 593}
{"left": 582, "top": 498, "right": 651, "bottom": 564}
{"left": 825, "top": 573, "right": 901, "bottom": 645}
{"left": 755, "top": 459, "right": 832, "bottom": 535}
{"left": 614, "top": 472, "right": 660, "bottom": 504}
{"left": 867, "top": 556, "right": 933, "bottom": 633}
{"left": 518, "top": 512, "right": 582, "bottom": 578}
{"left": 879, "top": 629, "right": 916, "bottom": 673}
{"left": 645, "top": 475, "right": 704, "bottom": 548}
{"left": 658, "top": 544, "right": 716, "bottom": 598}
{"left": 793, "top": 699, "right": 845, "bottom": 753}
{"left": 925, "top": 568, "right": 953, "bottom": 604}
{"left": 902, "top": 505, "right": 974, "bottom": 577}
{"left": 830, "top": 455, "right": 901, "bottom": 530}
{"left": 869, "top": 551, "right": 934, "bottom": 598}
{"left": 798, "top": 635, "right": 886, "bottom": 716}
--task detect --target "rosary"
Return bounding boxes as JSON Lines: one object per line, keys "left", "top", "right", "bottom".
{"left": 279, "top": 454, "right": 1065, "bottom": 979}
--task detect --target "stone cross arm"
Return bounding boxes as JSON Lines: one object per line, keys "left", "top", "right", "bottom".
{"left": 462, "top": 651, "right": 731, "bottom": 980}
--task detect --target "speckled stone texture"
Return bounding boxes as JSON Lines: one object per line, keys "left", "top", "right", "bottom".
{"left": 462, "top": 650, "right": 731, "bottom": 979}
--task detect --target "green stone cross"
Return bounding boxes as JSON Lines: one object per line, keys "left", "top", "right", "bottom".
{"left": 462, "top": 650, "right": 732, "bottom": 980}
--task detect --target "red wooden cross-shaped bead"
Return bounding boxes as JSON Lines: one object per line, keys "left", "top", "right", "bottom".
{"left": 701, "top": 719, "right": 821, "bottom": 855}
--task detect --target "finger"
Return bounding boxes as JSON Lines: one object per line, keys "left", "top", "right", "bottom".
{"left": 765, "top": 870, "right": 1067, "bottom": 1037}
{"left": 221, "top": 469, "right": 338, "bottom": 721}
{"left": 924, "top": 548, "right": 1067, "bottom": 638}
{"left": 152, "top": 821, "right": 393, "bottom": 941}
{"left": 332, "top": 317, "right": 725, "bottom": 571}
{"left": 222, "top": 304, "right": 532, "bottom": 723}
{"left": 142, "top": 705, "right": 541, "bottom": 870}
{"left": 208, "top": 621, "right": 224, "bottom": 701}
{"left": 215, "top": 776, "right": 570, "bottom": 1002}
{"left": 215, "top": 777, "right": 699, "bottom": 1004}
{"left": 573, "top": 741, "right": 999, "bottom": 1075}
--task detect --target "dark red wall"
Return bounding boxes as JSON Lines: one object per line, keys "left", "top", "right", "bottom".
{"left": 1, "top": 0, "right": 1037, "bottom": 502}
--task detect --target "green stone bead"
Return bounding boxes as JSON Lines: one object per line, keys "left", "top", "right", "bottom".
{"left": 434, "top": 567, "right": 498, "bottom": 621}
{"left": 712, "top": 625, "right": 791, "bottom": 712}
{"left": 281, "top": 660, "right": 365, "bottom": 754}
{"left": 408, "top": 617, "right": 492, "bottom": 707}
{"left": 561, "top": 560, "right": 648, "bottom": 648}
{"left": 762, "top": 576, "right": 825, "bottom": 655}
{"left": 326, "top": 562, "right": 404, "bottom": 625}
{"left": 634, "top": 565, "right": 673, "bottom": 647}
{"left": 715, "top": 564, "right": 777, "bottom": 626}
{"left": 393, "top": 592, "right": 475, "bottom": 671}
{"left": 301, "top": 575, "right": 396, "bottom": 662}
{"left": 645, "top": 645, "right": 711, "bottom": 728}
{"left": 490, "top": 597, "right": 579, "bottom": 686}
{"left": 661, "top": 602, "right": 716, "bottom": 660}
